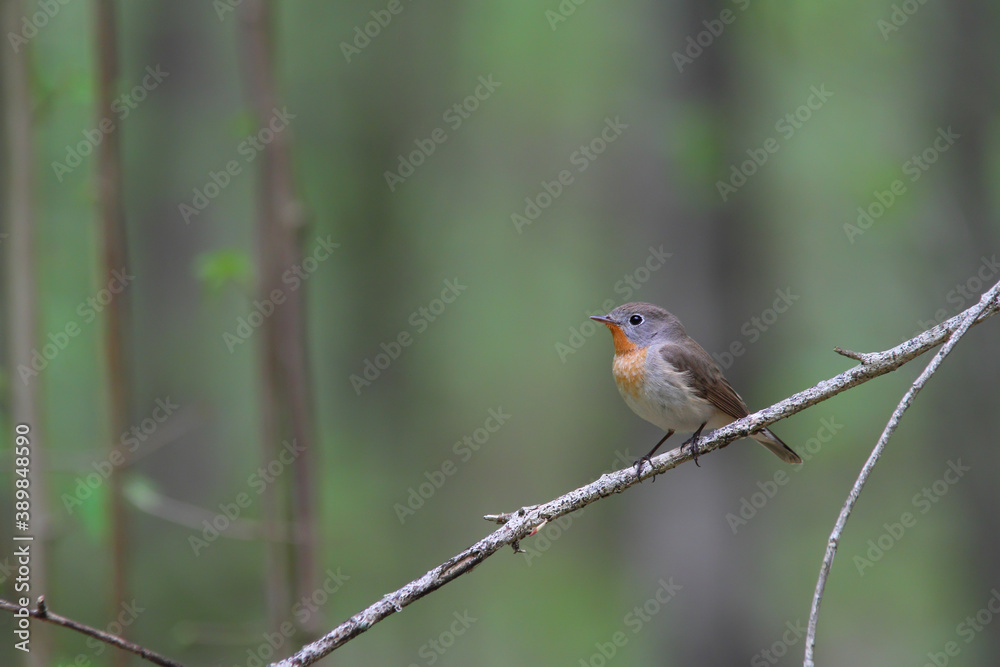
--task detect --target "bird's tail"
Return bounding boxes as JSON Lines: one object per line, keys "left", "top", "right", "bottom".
{"left": 751, "top": 428, "right": 803, "bottom": 464}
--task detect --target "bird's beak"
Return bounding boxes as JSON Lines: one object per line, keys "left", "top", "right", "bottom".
{"left": 589, "top": 315, "right": 614, "bottom": 325}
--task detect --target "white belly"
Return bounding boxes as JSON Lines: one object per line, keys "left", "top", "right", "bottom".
{"left": 618, "top": 363, "right": 720, "bottom": 434}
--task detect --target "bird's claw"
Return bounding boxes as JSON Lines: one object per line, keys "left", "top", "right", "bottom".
{"left": 633, "top": 455, "right": 658, "bottom": 482}
{"left": 686, "top": 435, "right": 701, "bottom": 467}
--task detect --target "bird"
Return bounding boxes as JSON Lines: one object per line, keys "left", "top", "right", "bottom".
{"left": 590, "top": 302, "right": 801, "bottom": 478}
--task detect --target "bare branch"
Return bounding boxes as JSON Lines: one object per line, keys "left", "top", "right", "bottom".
{"left": 483, "top": 505, "right": 539, "bottom": 525}
{"left": 274, "top": 282, "right": 1000, "bottom": 667}
{"left": 803, "top": 277, "right": 1000, "bottom": 666}
{"left": 0, "top": 598, "right": 184, "bottom": 667}
{"left": 833, "top": 346, "right": 871, "bottom": 363}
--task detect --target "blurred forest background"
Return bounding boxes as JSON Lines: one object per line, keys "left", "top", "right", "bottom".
{"left": 2, "top": 0, "right": 1000, "bottom": 665}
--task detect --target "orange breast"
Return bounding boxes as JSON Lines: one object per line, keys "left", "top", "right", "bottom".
{"left": 612, "top": 346, "right": 648, "bottom": 397}
{"left": 601, "top": 322, "right": 647, "bottom": 396}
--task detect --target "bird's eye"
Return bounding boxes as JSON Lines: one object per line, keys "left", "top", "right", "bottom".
{"left": 629, "top": 314, "right": 643, "bottom": 326}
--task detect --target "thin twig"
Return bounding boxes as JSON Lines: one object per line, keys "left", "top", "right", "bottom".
{"left": 483, "top": 505, "right": 538, "bottom": 525}
{"left": 833, "top": 346, "right": 870, "bottom": 363}
{"left": 0, "top": 598, "right": 184, "bottom": 667}
{"left": 273, "top": 283, "right": 1000, "bottom": 667}
{"left": 123, "top": 483, "right": 295, "bottom": 541}
{"left": 803, "top": 278, "right": 1000, "bottom": 666}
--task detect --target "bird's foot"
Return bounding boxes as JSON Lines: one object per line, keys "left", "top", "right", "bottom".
{"left": 683, "top": 423, "right": 707, "bottom": 467}
{"left": 633, "top": 455, "right": 657, "bottom": 482}
{"left": 687, "top": 436, "right": 701, "bottom": 467}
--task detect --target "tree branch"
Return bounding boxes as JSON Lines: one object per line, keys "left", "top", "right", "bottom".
{"left": 833, "top": 346, "right": 872, "bottom": 363}
{"left": 803, "top": 277, "right": 1000, "bottom": 666}
{"left": 0, "top": 598, "right": 184, "bottom": 667}
{"left": 274, "top": 281, "right": 1000, "bottom": 667}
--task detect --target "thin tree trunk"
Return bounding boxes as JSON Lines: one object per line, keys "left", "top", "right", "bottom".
{"left": 94, "top": 3, "right": 132, "bottom": 665}
{"left": 2, "top": 1, "right": 49, "bottom": 664}
{"left": 237, "top": 0, "right": 319, "bottom": 633}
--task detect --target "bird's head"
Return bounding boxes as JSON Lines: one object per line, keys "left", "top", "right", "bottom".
{"left": 590, "top": 302, "right": 686, "bottom": 353}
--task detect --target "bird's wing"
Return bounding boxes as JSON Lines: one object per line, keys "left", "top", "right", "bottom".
{"left": 659, "top": 342, "right": 749, "bottom": 419}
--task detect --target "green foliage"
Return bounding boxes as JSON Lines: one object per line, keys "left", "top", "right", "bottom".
{"left": 195, "top": 249, "right": 253, "bottom": 294}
